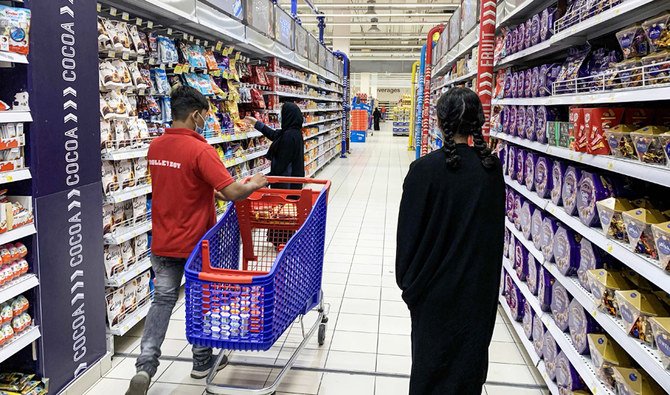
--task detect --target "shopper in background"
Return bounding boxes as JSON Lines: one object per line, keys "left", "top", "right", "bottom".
{"left": 373, "top": 107, "right": 382, "bottom": 132}
{"left": 396, "top": 87, "right": 505, "bottom": 394}
{"left": 127, "top": 86, "right": 268, "bottom": 395}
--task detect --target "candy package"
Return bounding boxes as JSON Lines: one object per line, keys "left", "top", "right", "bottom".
{"left": 553, "top": 225, "right": 582, "bottom": 276}
{"left": 587, "top": 269, "right": 631, "bottom": 316}
{"left": 612, "top": 366, "right": 664, "bottom": 395}
{"left": 494, "top": 70, "right": 506, "bottom": 99}
{"left": 543, "top": 332, "right": 560, "bottom": 381}
{"left": 539, "top": 7, "right": 556, "bottom": 43}
{"left": 127, "top": 24, "right": 148, "bottom": 55}
{"left": 576, "top": 171, "right": 618, "bottom": 227}
{"left": 514, "top": 238, "right": 529, "bottom": 281}
{"left": 613, "top": 58, "right": 644, "bottom": 89}
{"left": 568, "top": 298, "right": 600, "bottom": 355}
{"left": 551, "top": 282, "right": 571, "bottom": 331}
{"left": 534, "top": 156, "right": 553, "bottom": 198}
{"left": 152, "top": 68, "right": 171, "bottom": 95}
{"left": 561, "top": 166, "right": 581, "bottom": 215}
{"left": 652, "top": 221, "right": 670, "bottom": 271}
{"left": 538, "top": 63, "right": 561, "bottom": 97}
{"left": 98, "top": 17, "right": 113, "bottom": 51}
{"left": 615, "top": 290, "right": 669, "bottom": 346}
{"left": 596, "top": 197, "right": 635, "bottom": 242}
{"left": 538, "top": 267, "right": 555, "bottom": 312}
{"left": 527, "top": 255, "right": 539, "bottom": 295}
{"left": 555, "top": 44, "right": 592, "bottom": 93}
{"left": 158, "top": 36, "right": 179, "bottom": 64}
{"left": 532, "top": 316, "right": 545, "bottom": 357}
{"left": 524, "top": 151, "right": 537, "bottom": 191}
{"left": 605, "top": 124, "right": 637, "bottom": 159}
{"left": 622, "top": 208, "right": 667, "bottom": 259}
{"left": 649, "top": 317, "right": 670, "bottom": 369}
{"left": 641, "top": 51, "right": 670, "bottom": 86}
{"left": 108, "top": 21, "right": 131, "bottom": 52}
{"left": 616, "top": 24, "right": 649, "bottom": 59}
{"left": 642, "top": 12, "right": 670, "bottom": 53}
{"left": 588, "top": 333, "right": 632, "bottom": 391}
{"left": 551, "top": 159, "right": 567, "bottom": 206}
{"left": 578, "top": 239, "right": 606, "bottom": 289}
{"left": 522, "top": 303, "right": 533, "bottom": 339}
{"left": 631, "top": 126, "right": 669, "bottom": 165}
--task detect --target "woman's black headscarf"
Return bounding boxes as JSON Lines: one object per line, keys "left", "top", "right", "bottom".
{"left": 280, "top": 102, "right": 303, "bottom": 131}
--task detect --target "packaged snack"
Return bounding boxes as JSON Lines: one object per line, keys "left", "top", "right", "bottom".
{"left": 631, "top": 126, "right": 669, "bottom": 165}
{"left": 517, "top": 23, "right": 526, "bottom": 53}
{"left": 616, "top": 24, "right": 649, "bottom": 59}
{"left": 516, "top": 105, "right": 526, "bottom": 138}
{"left": 494, "top": 70, "right": 505, "bottom": 99}
{"left": 577, "top": 171, "right": 618, "bottom": 227}
{"left": 569, "top": 107, "right": 585, "bottom": 151}
{"left": 99, "top": 61, "right": 121, "bottom": 90}
{"left": 516, "top": 148, "right": 525, "bottom": 185}
{"left": 553, "top": 225, "right": 582, "bottom": 276}
{"left": 587, "top": 269, "right": 632, "bottom": 316}
{"left": 508, "top": 145, "right": 517, "bottom": 179}
{"left": 642, "top": 13, "right": 670, "bottom": 53}
{"left": 543, "top": 332, "right": 560, "bottom": 380}
{"left": 584, "top": 107, "right": 625, "bottom": 155}
{"left": 105, "top": 287, "right": 125, "bottom": 327}
{"left": 527, "top": 255, "right": 539, "bottom": 295}
{"left": 541, "top": 216, "right": 559, "bottom": 263}
{"left": 551, "top": 282, "right": 571, "bottom": 331}
{"left": 538, "top": 266, "right": 555, "bottom": 311}
{"left": 555, "top": 44, "right": 592, "bottom": 93}
{"left": 588, "top": 333, "right": 632, "bottom": 390}
{"left": 101, "top": 161, "right": 118, "bottom": 194}
{"left": 508, "top": 283, "right": 525, "bottom": 321}
{"left": 597, "top": 197, "right": 635, "bottom": 241}
{"left": 561, "top": 166, "right": 581, "bottom": 215}
{"left": 569, "top": 298, "right": 600, "bottom": 355}
{"left": 612, "top": 366, "right": 664, "bottom": 395}
{"left": 530, "top": 66, "right": 540, "bottom": 98}
{"left": 524, "top": 152, "right": 537, "bottom": 191}
{"left": 555, "top": 351, "right": 586, "bottom": 391}
{"left": 115, "top": 160, "right": 135, "bottom": 190}
{"left": 158, "top": 36, "right": 179, "bottom": 64}
{"left": 642, "top": 51, "right": 670, "bottom": 86}
{"left": 0, "top": 5, "right": 31, "bottom": 55}
{"left": 134, "top": 158, "right": 149, "bottom": 184}
{"left": 503, "top": 72, "right": 513, "bottom": 99}
{"left": 524, "top": 69, "right": 532, "bottom": 98}
{"left": 522, "top": 302, "right": 533, "bottom": 339}
{"left": 534, "top": 156, "right": 553, "bottom": 199}
{"left": 605, "top": 124, "right": 637, "bottom": 159}
{"left": 127, "top": 25, "right": 147, "bottom": 55}
{"left": 531, "top": 209, "right": 544, "bottom": 250}
{"left": 511, "top": 73, "right": 519, "bottom": 99}
{"left": 128, "top": 62, "right": 148, "bottom": 90}
{"left": 516, "top": 72, "right": 526, "bottom": 99}
{"left": 538, "top": 63, "right": 561, "bottom": 97}
{"left": 617, "top": 290, "right": 670, "bottom": 346}
{"left": 650, "top": 317, "right": 670, "bottom": 369}
{"left": 535, "top": 106, "right": 559, "bottom": 144}
{"left": 524, "top": 106, "right": 536, "bottom": 141}
{"left": 151, "top": 68, "right": 171, "bottom": 95}
{"left": 133, "top": 195, "right": 147, "bottom": 219}
{"left": 652, "top": 221, "right": 670, "bottom": 271}
{"left": 121, "top": 240, "right": 135, "bottom": 269}
{"left": 623, "top": 208, "right": 667, "bottom": 259}
{"left": 532, "top": 316, "right": 545, "bottom": 357}
{"left": 124, "top": 278, "right": 138, "bottom": 314}
{"left": 614, "top": 58, "right": 644, "bottom": 88}
{"left": 540, "top": 7, "right": 556, "bottom": 43}
{"left": 578, "top": 239, "right": 605, "bottom": 289}
{"left": 104, "top": 244, "right": 124, "bottom": 278}
{"left": 506, "top": 189, "right": 515, "bottom": 221}
{"left": 514, "top": 238, "right": 529, "bottom": 281}
{"left": 110, "top": 21, "right": 132, "bottom": 52}
{"left": 98, "top": 17, "right": 113, "bottom": 51}
{"left": 514, "top": 194, "right": 523, "bottom": 230}
{"left": 508, "top": 106, "right": 518, "bottom": 136}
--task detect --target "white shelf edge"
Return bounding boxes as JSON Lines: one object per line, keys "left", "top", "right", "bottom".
{"left": 0, "top": 168, "right": 31, "bottom": 185}
{"left": 0, "top": 274, "right": 39, "bottom": 305}
{"left": 0, "top": 52, "right": 28, "bottom": 65}
{"left": 105, "top": 184, "right": 152, "bottom": 204}
{"left": 206, "top": 130, "right": 264, "bottom": 146}
{"left": 0, "top": 224, "right": 36, "bottom": 245}
{"left": 105, "top": 257, "right": 152, "bottom": 287}
{"left": 107, "top": 302, "right": 151, "bottom": 336}
{"left": 304, "top": 125, "right": 341, "bottom": 140}
{"left": 433, "top": 71, "right": 478, "bottom": 91}
{"left": 101, "top": 148, "right": 149, "bottom": 161}
{"left": 0, "top": 326, "right": 40, "bottom": 364}
{"left": 265, "top": 91, "right": 341, "bottom": 102}
{"left": 304, "top": 117, "right": 341, "bottom": 127}
{"left": 104, "top": 221, "right": 152, "bottom": 246}
{"left": 268, "top": 72, "right": 343, "bottom": 94}
{"left": 491, "top": 85, "right": 670, "bottom": 106}
{"left": 305, "top": 139, "right": 340, "bottom": 166}
{"left": 506, "top": 218, "right": 545, "bottom": 263}
{"left": 307, "top": 149, "right": 340, "bottom": 177}
{"left": 0, "top": 111, "right": 32, "bottom": 124}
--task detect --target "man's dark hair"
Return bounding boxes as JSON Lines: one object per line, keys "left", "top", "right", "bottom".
{"left": 171, "top": 85, "right": 209, "bottom": 121}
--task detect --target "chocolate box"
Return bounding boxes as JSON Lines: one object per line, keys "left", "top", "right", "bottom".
{"left": 551, "top": 160, "right": 567, "bottom": 206}
{"left": 514, "top": 194, "right": 524, "bottom": 230}
{"left": 534, "top": 156, "right": 553, "bottom": 198}
{"left": 642, "top": 12, "right": 670, "bottom": 53}
{"left": 660, "top": 132, "right": 670, "bottom": 167}
{"left": 515, "top": 238, "right": 529, "bottom": 281}
{"left": 504, "top": 227, "right": 511, "bottom": 258}
{"left": 587, "top": 269, "right": 632, "bottom": 316}
{"left": 524, "top": 151, "right": 538, "bottom": 191}
{"left": 538, "top": 267, "right": 555, "bottom": 312}
{"left": 622, "top": 208, "right": 667, "bottom": 259}
{"left": 508, "top": 283, "right": 525, "bottom": 322}
{"left": 577, "top": 171, "right": 617, "bottom": 227}
{"left": 527, "top": 255, "right": 539, "bottom": 295}
{"left": 522, "top": 302, "right": 534, "bottom": 339}
{"left": 525, "top": 106, "right": 536, "bottom": 140}
{"left": 578, "top": 239, "right": 605, "bottom": 289}
{"left": 516, "top": 148, "right": 526, "bottom": 185}
{"left": 516, "top": 107, "right": 527, "bottom": 140}
{"left": 583, "top": 107, "right": 625, "bottom": 155}
{"left": 605, "top": 124, "right": 637, "bottom": 159}
{"left": 541, "top": 216, "right": 559, "bottom": 263}
{"left": 543, "top": 331, "right": 560, "bottom": 381}
{"left": 570, "top": 107, "right": 587, "bottom": 152}
{"left": 551, "top": 282, "right": 571, "bottom": 332}
{"left": 506, "top": 188, "right": 515, "bottom": 221}
{"left": 520, "top": 201, "right": 535, "bottom": 240}
{"left": 561, "top": 166, "right": 582, "bottom": 216}
{"left": 569, "top": 298, "right": 600, "bottom": 355}
{"left": 508, "top": 145, "right": 517, "bottom": 179}
{"left": 532, "top": 209, "right": 544, "bottom": 250}
{"left": 649, "top": 317, "right": 670, "bottom": 369}
{"left": 532, "top": 315, "right": 545, "bottom": 357}
{"left": 612, "top": 366, "right": 664, "bottom": 395}
{"left": 596, "top": 197, "right": 635, "bottom": 242}
{"left": 555, "top": 351, "right": 585, "bottom": 391}
{"left": 588, "top": 333, "right": 633, "bottom": 391}
{"left": 553, "top": 225, "right": 582, "bottom": 276}
{"left": 631, "top": 126, "right": 669, "bottom": 165}
{"left": 615, "top": 290, "right": 669, "bottom": 346}
{"left": 652, "top": 221, "right": 670, "bottom": 271}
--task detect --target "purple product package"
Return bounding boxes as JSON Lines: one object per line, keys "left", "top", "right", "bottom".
{"left": 517, "top": 72, "right": 526, "bottom": 98}
{"left": 520, "top": 201, "right": 535, "bottom": 241}
{"left": 527, "top": 255, "right": 539, "bottom": 294}
{"left": 578, "top": 239, "right": 606, "bottom": 289}
{"left": 538, "top": 63, "right": 561, "bottom": 97}
{"left": 508, "top": 145, "right": 517, "bottom": 179}
{"left": 535, "top": 106, "right": 559, "bottom": 144}
{"left": 538, "top": 266, "right": 555, "bottom": 311}
{"left": 542, "top": 216, "right": 559, "bottom": 263}
{"left": 515, "top": 238, "right": 529, "bottom": 281}
{"left": 532, "top": 316, "right": 545, "bottom": 357}
{"left": 514, "top": 194, "right": 524, "bottom": 230}
{"left": 504, "top": 72, "right": 513, "bottom": 98}
{"left": 530, "top": 14, "right": 541, "bottom": 47}
{"left": 553, "top": 225, "right": 582, "bottom": 276}
{"left": 544, "top": 332, "right": 560, "bottom": 380}
{"left": 569, "top": 298, "right": 601, "bottom": 355}
{"left": 551, "top": 282, "right": 572, "bottom": 332}
{"left": 516, "top": 148, "right": 526, "bottom": 185}
{"left": 534, "top": 156, "right": 553, "bottom": 198}
{"left": 509, "top": 283, "right": 525, "bottom": 321}
{"left": 577, "top": 171, "right": 617, "bottom": 227}
{"left": 540, "top": 7, "right": 556, "bottom": 43}
{"left": 524, "top": 151, "right": 538, "bottom": 191}
{"left": 504, "top": 227, "right": 511, "bottom": 258}
{"left": 551, "top": 160, "right": 568, "bottom": 206}
{"left": 523, "top": 302, "right": 534, "bottom": 339}
{"left": 501, "top": 106, "right": 511, "bottom": 134}
{"left": 511, "top": 73, "right": 519, "bottom": 99}
{"left": 561, "top": 166, "right": 582, "bottom": 216}
{"left": 509, "top": 27, "right": 518, "bottom": 55}
{"left": 524, "top": 69, "right": 533, "bottom": 99}
{"left": 506, "top": 189, "right": 515, "bottom": 221}
{"left": 509, "top": 106, "right": 518, "bottom": 135}
{"left": 531, "top": 66, "right": 540, "bottom": 98}
{"left": 531, "top": 209, "right": 544, "bottom": 250}
{"left": 498, "top": 142, "right": 508, "bottom": 173}
{"left": 556, "top": 351, "right": 585, "bottom": 391}
{"left": 516, "top": 106, "right": 526, "bottom": 138}
{"left": 524, "top": 19, "right": 532, "bottom": 50}
{"left": 517, "top": 23, "right": 526, "bottom": 53}
{"left": 525, "top": 106, "right": 536, "bottom": 141}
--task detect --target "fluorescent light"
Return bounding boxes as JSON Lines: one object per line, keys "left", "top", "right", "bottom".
{"left": 302, "top": 21, "right": 447, "bottom": 26}
{"left": 298, "top": 3, "right": 458, "bottom": 9}
{"left": 299, "top": 13, "right": 451, "bottom": 17}
{"left": 349, "top": 45, "right": 423, "bottom": 49}
{"left": 326, "top": 35, "right": 425, "bottom": 39}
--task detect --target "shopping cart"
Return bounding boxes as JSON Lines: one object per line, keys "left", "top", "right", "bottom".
{"left": 184, "top": 177, "right": 331, "bottom": 395}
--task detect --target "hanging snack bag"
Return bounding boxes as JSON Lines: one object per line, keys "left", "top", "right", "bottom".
{"left": 102, "top": 161, "right": 119, "bottom": 194}
{"left": 105, "top": 288, "right": 125, "bottom": 327}
{"left": 120, "top": 240, "right": 135, "bottom": 270}
{"left": 104, "top": 245, "right": 123, "bottom": 278}
{"left": 98, "top": 17, "right": 113, "bottom": 51}
{"left": 111, "top": 21, "right": 132, "bottom": 52}
{"left": 127, "top": 24, "right": 147, "bottom": 55}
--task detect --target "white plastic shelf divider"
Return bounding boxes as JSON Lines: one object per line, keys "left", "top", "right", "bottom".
{"left": 0, "top": 111, "right": 32, "bottom": 124}
{"left": 104, "top": 221, "right": 152, "bottom": 246}
{"left": 0, "top": 326, "right": 40, "bottom": 364}
{"left": 0, "top": 169, "right": 31, "bottom": 185}
{"left": 504, "top": 175, "right": 670, "bottom": 295}
{"left": 0, "top": 274, "right": 39, "bottom": 305}
{"left": 101, "top": 148, "right": 148, "bottom": 161}
{"left": 491, "top": 85, "right": 670, "bottom": 106}
{"left": 494, "top": 132, "right": 670, "bottom": 189}
{"left": 105, "top": 256, "right": 152, "bottom": 287}
{"left": 0, "top": 224, "right": 36, "bottom": 245}
{"left": 105, "top": 184, "right": 152, "bottom": 204}
{"left": 0, "top": 52, "right": 28, "bottom": 64}
{"left": 107, "top": 302, "right": 151, "bottom": 336}
{"left": 502, "top": 257, "right": 544, "bottom": 314}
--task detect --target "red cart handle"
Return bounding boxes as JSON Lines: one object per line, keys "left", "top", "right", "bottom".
{"left": 242, "top": 176, "right": 331, "bottom": 193}
{"left": 198, "top": 240, "right": 265, "bottom": 284}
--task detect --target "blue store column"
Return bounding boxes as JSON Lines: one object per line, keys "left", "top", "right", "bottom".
{"left": 26, "top": 0, "right": 107, "bottom": 392}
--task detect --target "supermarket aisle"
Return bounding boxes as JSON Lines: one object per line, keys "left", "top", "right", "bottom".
{"left": 87, "top": 125, "right": 547, "bottom": 395}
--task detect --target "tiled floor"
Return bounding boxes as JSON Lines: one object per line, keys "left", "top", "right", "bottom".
{"left": 86, "top": 124, "right": 549, "bottom": 394}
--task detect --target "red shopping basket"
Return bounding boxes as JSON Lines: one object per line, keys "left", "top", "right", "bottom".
{"left": 185, "top": 177, "right": 331, "bottom": 351}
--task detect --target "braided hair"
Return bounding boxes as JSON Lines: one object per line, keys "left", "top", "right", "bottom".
{"left": 436, "top": 87, "right": 497, "bottom": 170}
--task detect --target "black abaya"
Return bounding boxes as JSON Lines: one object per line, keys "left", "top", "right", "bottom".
{"left": 373, "top": 109, "right": 381, "bottom": 131}
{"left": 396, "top": 144, "right": 505, "bottom": 395}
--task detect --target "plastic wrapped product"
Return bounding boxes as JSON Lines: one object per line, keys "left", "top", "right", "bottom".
{"left": 538, "top": 63, "right": 561, "bottom": 97}
{"left": 506, "top": 188, "right": 515, "bottom": 221}
{"left": 616, "top": 290, "right": 669, "bottom": 346}
{"left": 514, "top": 194, "right": 524, "bottom": 231}
{"left": 507, "top": 145, "right": 517, "bottom": 179}
{"left": 616, "top": 24, "right": 649, "bottom": 60}
{"left": 531, "top": 210, "right": 544, "bottom": 250}
{"left": 501, "top": 106, "right": 511, "bottom": 135}
{"left": 504, "top": 228, "right": 511, "bottom": 259}
{"left": 569, "top": 299, "right": 600, "bottom": 355}
{"left": 605, "top": 124, "right": 637, "bottom": 159}
{"left": 553, "top": 225, "right": 582, "bottom": 276}
{"left": 649, "top": 317, "right": 670, "bottom": 369}
{"left": 511, "top": 73, "right": 519, "bottom": 99}
{"left": 551, "top": 282, "right": 571, "bottom": 332}
{"left": 612, "top": 366, "right": 665, "bottom": 395}
{"left": 587, "top": 269, "right": 632, "bottom": 316}
{"left": 515, "top": 238, "right": 529, "bottom": 281}
{"left": 532, "top": 316, "right": 545, "bottom": 357}
{"left": 555, "top": 351, "right": 585, "bottom": 391}
{"left": 524, "top": 152, "right": 538, "bottom": 191}
{"left": 577, "top": 171, "right": 617, "bottom": 227}
{"left": 527, "top": 255, "right": 539, "bottom": 295}
{"left": 652, "top": 221, "right": 670, "bottom": 271}
{"left": 517, "top": 72, "right": 526, "bottom": 99}
{"left": 525, "top": 106, "right": 536, "bottom": 141}
{"left": 520, "top": 201, "right": 535, "bottom": 241}
{"left": 540, "top": 7, "right": 556, "bottom": 43}
{"left": 642, "top": 12, "right": 670, "bottom": 53}
{"left": 522, "top": 302, "right": 533, "bottom": 339}
{"left": 535, "top": 106, "right": 558, "bottom": 144}
{"left": 508, "top": 106, "right": 518, "bottom": 136}
{"left": 530, "top": 14, "right": 541, "bottom": 47}
{"left": 578, "top": 239, "right": 605, "bottom": 289}
{"left": 534, "top": 157, "right": 553, "bottom": 199}
{"left": 641, "top": 52, "right": 670, "bottom": 86}
{"left": 504, "top": 72, "right": 514, "bottom": 99}
{"left": 523, "top": 19, "right": 532, "bottom": 51}
{"left": 550, "top": 160, "right": 567, "bottom": 206}
{"left": 541, "top": 216, "right": 559, "bottom": 263}
{"left": 588, "top": 333, "right": 633, "bottom": 391}
{"left": 614, "top": 58, "right": 644, "bottom": 88}
{"left": 508, "top": 283, "right": 525, "bottom": 322}
{"left": 516, "top": 148, "right": 525, "bottom": 185}
{"left": 524, "top": 69, "right": 533, "bottom": 98}
{"left": 531, "top": 66, "right": 540, "bottom": 98}
{"left": 543, "top": 332, "right": 560, "bottom": 381}
{"left": 631, "top": 126, "right": 669, "bottom": 165}
{"left": 516, "top": 105, "right": 526, "bottom": 138}
{"left": 517, "top": 23, "right": 526, "bottom": 53}
{"left": 622, "top": 208, "right": 667, "bottom": 259}
{"left": 538, "top": 267, "right": 555, "bottom": 312}
{"left": 596, "top": 197, "right": 635, "bottom": 242}
{"left": 561, "top": 166, "right": 581, "bottom": 216}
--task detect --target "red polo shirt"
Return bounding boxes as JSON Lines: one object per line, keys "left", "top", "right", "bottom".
{"left": 148, "top": 128, "right": 235, "bottom": 258}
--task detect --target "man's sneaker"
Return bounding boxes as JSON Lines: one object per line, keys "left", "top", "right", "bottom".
{"left": 191, "top": 354, "right": 229, "bottom": 379}
{"left": 125, "top": 371, "right": 150, "bottom": 395}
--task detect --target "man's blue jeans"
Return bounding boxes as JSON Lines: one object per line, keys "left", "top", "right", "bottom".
{"left": 135, "top": 255, "right": 212, "bottom": 377}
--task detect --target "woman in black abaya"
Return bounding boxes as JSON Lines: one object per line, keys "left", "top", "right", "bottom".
{"left": 373, "top": 107, "right": 382, "bottom": 131}
{"left": 396, "top": 88, "right": 505, "bottom": 394}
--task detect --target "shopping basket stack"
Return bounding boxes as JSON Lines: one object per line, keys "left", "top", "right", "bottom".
{"left": 350, "top": 109, "right": 368, "bottom": 142}
{"left": 184, "top": 177, "right": 330, "bottom": 354}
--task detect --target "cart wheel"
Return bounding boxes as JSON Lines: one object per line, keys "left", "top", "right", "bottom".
{"left": 318, "top": 323, "right": 327, "bottom": 346}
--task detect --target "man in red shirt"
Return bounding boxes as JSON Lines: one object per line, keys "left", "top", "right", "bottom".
{"left": 127, "top": 86, "right": 268, "bottom": 395}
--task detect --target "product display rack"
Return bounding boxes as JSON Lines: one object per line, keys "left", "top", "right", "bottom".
{"left": 493, "top": 0, "right": 670, "bottom": 392}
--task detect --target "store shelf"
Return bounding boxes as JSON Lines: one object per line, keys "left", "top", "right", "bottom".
{"left": 0, "top": 52, "right": 28, "bottom": 65}
{"left": 101, "top": 148, "right": 148, "bottom": 161}
{"left": 493, "top": 133, "right": 670, "bottom": 188}
{"left": 304, "top": 124, "right": 341, "bottom": 140}
{"left": 304, "top": 117, "right": 341, "bottom": 127}
{"left": 0, "top": 326, "right": 41, "bottom": 364}
{"left": 433, "top": 71, "right": 478, "bottom": 91}
{"left": 206, "top": 130, "right": 263, "bottom": 146}
{"left": 496, "top": 0, "right": 666, "bottom": 68}
{"left": 267, "top": 72, "right": 343, "bottom": 94}
{"left": 104, "top": 221, "right": 152, "bottom": 246}
{"left": 0, "top": 274, "right": 39, "bottom": 305}
{"left": 105, "top": 184, "right": 152, "bottom": 204}
{"left": 0, "top": 168, "right": 31, "bottom": 185}
{"left": 107, "top": 302, "right": 151, "bottom": 336}
{"left": 0, "top": 224, "right": 36, "bottom": 245}
{"left": 497, "top": 0, "right": 556, "bottom": 29}
{"left": 433, "top": 26, "right": 480, "bottom": 77}
{"left": 264, "top": 91, "right": 341, "bottom": 102}
{"left": 307, "top": 148, "right": 339, "bottom": 177}
{"left": 105, "top": 256, "right": 152, "bottom": 287}
{"left": 491, "top": 85, "right": 670, "bottom": 106}
{"left": 305, "top": 137, "right": 340, "bottom": 166}
{"left": 504, "top": 175, "right": 670, "bottom": 295}
{"left": 0, "top": 111, "right": 32, "bottom": 124}
{"left": 506, "top": 219, "right": 544, "bottom": 263}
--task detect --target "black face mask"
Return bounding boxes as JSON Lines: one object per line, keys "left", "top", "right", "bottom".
{"left": 280, "top": 102, "right": 303, "bottom": 131}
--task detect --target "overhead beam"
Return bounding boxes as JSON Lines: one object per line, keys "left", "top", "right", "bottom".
{"left": 298, "top": 3, "right": 458, "bottom": 9}
{"left": 299, "top": 13, "right": 451, "bottom": 17}
{"left": 302, "top": 20, "right": 449, "bottom": 25}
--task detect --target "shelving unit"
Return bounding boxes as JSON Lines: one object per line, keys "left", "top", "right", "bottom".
{"left": 0, "top": 326, "right": 41, "bottom": 365}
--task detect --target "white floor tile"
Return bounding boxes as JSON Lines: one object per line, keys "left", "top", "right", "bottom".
{"left": 148, "top": 382, "right": 205, "bottom": 395}
{"left": 489, "top": 342, "right": 527, "bottom": 365}
{"left": 335, "top": 313, "right": 379, "bottom": 333}
{"left": 344, "top": 285, "right": 381, "bottom": 300}
{"left": 378, "top": 333, "right": 411, "bottom": 356}
{"left": 487, "top": 362, "right": 537, "bottom": 385}
{"left": 376, "top": 354, "right": 412, "bottom": 374}
{"left": 349, "top": 263, "right": 382, "bottom": 275}
{"left": 379, "top": 316, "right": 411, "bottom": 335}
{"left": 339, "top": 298, "right": 380, "bottom": 315}
{"left": 347, "top": 273, "right": 382, "bottom": 286}
{"left": 106, "top": 357, "right": 171, "bottom": 381}
{"left": 380, "top": 300, "right": 410, "bottom": 317}
{"left": 326, "top": 350, "right": 376, "bottom": 372}
{"left": 319, "top": 373, "right": 375, "bottom": 395}
{"left": 375, "top": 376, "right": 410, "bottom": 395}
{"left": 268, "top": 368, "right": 323, "bottom": 394}
{"left": 85, "top": 378, "right": 129, "bottom": 395}
{"left": 330, "top": 330, "right": 378, "bottom": 353}
{"left": 485, "top": 385, "right": 546, "bottom": 395}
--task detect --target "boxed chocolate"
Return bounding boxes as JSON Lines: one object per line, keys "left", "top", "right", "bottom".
{"left": 543, "top": 331, "right": 560, "bottom": 381}
{"left": 551, "top": 282, "right": 571, "bottom": 332}
{"left": 520, "top": 200, "right": 535, "bottom": 240}
{"left": 583, "top": 107, "right": 625, "bottom": 155}
{"left": 612, "top": 366, "right": 664, "bottom": 395}
{"left": 525, "top": 106, "right": 536, "bottom": 140}
{"left": 508, "top": 283, "right": 525, "bottom": 322}
{"left": 596, "top": 197, "right": 635, "bottom": 242}
{"left": 508, "top": 145, "right": 517, "bottom": 179}
{"left": 605, "top": 124, "right": 637, "bottom": 159}
{"left": 568, "top": 298, "right": 600, "bottom": 355}
{"left": 516, "top": 147, "right": 525, "bottom": 185}
{"left": 649, "top": 317, "right": 670, "bottom": 369}
{"left": 553, "top": 225, "right": 582, "bottom": 276}
{"left": 550, "top": 160, "right": 567, "bottom": 206}
{"left": 516, "top": 105, "right": 527, "bottom": 138}
{"left": 532, "top": 315, "right": 545, "bottom": 357}
{"left": 569, "top": 107, "right": 586, "bottom": 152}
{"left": 561, "top": 166, "right": 582, "bottom": 216}
{"left": 616, "top": 290, "right": 670, "bottom": 346}
{"left": 515, "top": 238, "right": 529, "bottom": 281}
{"left": 642, "top": 12, "right": 670, "bottom": 53}
{"left": 588, "top": 333, "right": 633, "bottom": 391}
{"left": 660, "top": 132, "right": 670, "bottom": 166}
{"left": 522, "top": 302, "right": 534, "bottom": 339}
{"left": 531, "top": 209, "right": 544, "bottom": 250}
{"left": 622, "top": 208, "right": 667, "bottom": 259}
{"left": 631, "top": 126, "right": 669, "bottom": 165}
{"left": 527, "top": 255, "right": 539, "bottom": 295}
{"left": 578, "top": 239, "right": 605, "bottom": 289}
{"left": 642, "top": 52, "right": 670, "bottom": 87}
{"left": 625, "top": 108, "right": 656, "bottom": 129}
{"left": 541, "top": 216, "right": 559, "bottom": 263}
{"left": 577, "top": 171, "right": 617, "bottom": 227}
{"left": 514, "top": 194, "right": 524, "bottom": 230}
{"left": 506, "top": 188, "right": 515, "bottom": 221}
{"left": 524, "top": 151, "right": 538, "bottom": 191}
{"left": 538, "top": 267, "right": 555, "bottom": 312}
{"left": 534, "top": 156, "right": 553, "bottom": 198}
{"left": 616, "top": 24, "right": 649, "bottom": 60}
{"left": 652, "top": 221, "right": 670, "bottom": 271}
{"left": 555, "top": 351, "right": 586, "bottom": 391}
{"left": 587, "top": 269, "right": 632, "bottom": 316}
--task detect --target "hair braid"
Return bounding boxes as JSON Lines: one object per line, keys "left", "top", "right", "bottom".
{"left": 441, "top": 130, "right": 461, "bottom": 169}
{"left": 472, "top": 129, "right": 498, "bottom": 169}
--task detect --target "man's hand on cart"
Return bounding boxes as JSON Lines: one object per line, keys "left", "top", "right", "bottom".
{"left": 217, "top": 173, "right": 268, "bottom": 201}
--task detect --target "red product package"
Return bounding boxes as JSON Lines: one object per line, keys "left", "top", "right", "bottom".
{"left": 250, "top": 89, "right": 266, "bottom": 109}
{"left": 584, "top": 107, "right": 625, "bottom": 155}
{"left": 494, "top": 70, "right": 506, "bottom": 99}
{"left": 624, "top": 108, "right": 655, "bottom": 128}
{"left": 569, "top": 107, "right": 586, "bottom": 152}
{"left": 253, "top": 66, "right": 269, "bottom": 86}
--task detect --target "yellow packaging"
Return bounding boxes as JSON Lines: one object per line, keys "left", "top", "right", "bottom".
{"left": 615, "top": 290, "right": 669, "bottom": 346}
{"left": 588, "top": 333, "right": 632, "bottom": 391}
